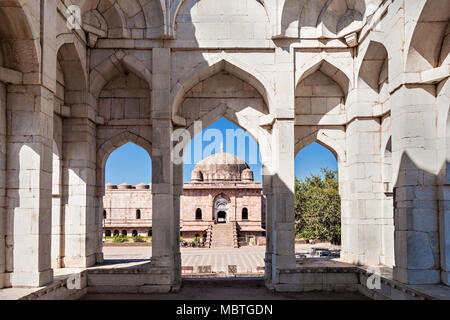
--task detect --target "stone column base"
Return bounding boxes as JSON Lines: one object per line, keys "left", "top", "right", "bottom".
{"left": 9, "top": 268, "right": 53, "bottom": 287}
{"left": 264, "top": 252, "right": 273, "bottom": 287}
{"left": 393, "top": 266, "right": 440, "bottom": 285}
{"left": 63, "top": 254, "right": 97, "bottom": 268}
{"left": 0, "top": 272, "right": 5, "bottom": 289}
{"left": 441, "top": 271, "right": 450, "bottom": 286}
{"left": 96, "top": 252, "right": 104, "bottom": 264}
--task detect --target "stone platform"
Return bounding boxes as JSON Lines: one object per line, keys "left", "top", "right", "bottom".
{"left": 1, "top": 258, "right": 449, "bottom": 300}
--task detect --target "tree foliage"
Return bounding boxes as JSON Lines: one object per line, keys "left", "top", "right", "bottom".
{"left": 295, "top": 168, "right": 341, "bottom": 244}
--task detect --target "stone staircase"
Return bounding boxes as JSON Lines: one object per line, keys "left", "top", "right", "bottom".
{"left": 210, "top": 223, "right": 238, "bottom": 248}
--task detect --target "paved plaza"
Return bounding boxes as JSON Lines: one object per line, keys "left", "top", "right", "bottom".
{"left": 102, "top": 244, "right": 341, "bottom": 274}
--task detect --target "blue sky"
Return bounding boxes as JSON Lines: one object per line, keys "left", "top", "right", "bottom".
{"left": 105, "top": 117, "right": 337, "bottom": 185}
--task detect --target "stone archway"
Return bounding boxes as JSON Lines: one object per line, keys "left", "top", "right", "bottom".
{"left": 214, "top": 198, "right": 230, "bottom": 224}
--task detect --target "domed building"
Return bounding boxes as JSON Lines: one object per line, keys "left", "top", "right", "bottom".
{"left": 102, "top": 152, "right": 265, "bottom": 247}
{"left": 180, "top": 152, "right": 266, "bottom": 247}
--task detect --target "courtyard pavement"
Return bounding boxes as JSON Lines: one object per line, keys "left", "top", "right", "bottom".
{"left": 102, "top": 243, "right": 341, "bottom": 274}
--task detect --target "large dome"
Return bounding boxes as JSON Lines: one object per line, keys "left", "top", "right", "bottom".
{"left": 191, "top": 152, "right": 253, "bottom": 182}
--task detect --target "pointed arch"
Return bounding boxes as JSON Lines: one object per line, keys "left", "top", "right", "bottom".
{"left": 172, "top": 53, "right": 274, "bottom": 118}
{"left": 183, "top": 106, "right": 272, "bottom": 168}
{"left": 279, "top": 0, "right": 306, "bottom": 38}
{"left": 142, "top": 0, "right": 167, "bottom": 38}
{"left": 96, "top": 131, "right": 152, "bottom": 193}
{"left": 295, "top": 129, "right": 346, "bottom": 164}
{"left": 0, "top": 1, "right": 40, "bottom": 74}
{"left": 405, "top": 0, "right": 450, "bottom": 73}
{"left": 357, "top": 40, "right": 389, "bottom": 93}
{"left": 56, "top": 35, "right": 88, "bottom": 96}
{"left": 90, "top": 51, "right": 152, "bottom": 98}
{"left": 316, "top": 0, "right": 366, "bottom": 38}
{"left": 296, "top": 55, "right": 353, "bottom": 98}
{"left": 82, "top": 0, "right": 129, "bottom": 39}
{"left": 170, "top": 0, "right": 271, "bottom": 38}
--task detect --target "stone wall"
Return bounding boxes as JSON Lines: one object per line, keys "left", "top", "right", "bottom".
{"left": 0, "top": 0, "right": 448, "bottom": 291}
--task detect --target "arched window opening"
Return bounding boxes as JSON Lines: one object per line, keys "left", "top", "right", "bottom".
{"left": 105, "top": 230, "right": 111, "bottom": 237}
{"left": 195, "top": 208, "right": 202, "bottom": 220}
{"left": 294, "top": 142, "right": 341, "bottom": 246}
{"left": 104, "top": 141, "right": 152, "bottom": 261}
{"left": 242, "top": 207, "right": 249, "bottom": 220}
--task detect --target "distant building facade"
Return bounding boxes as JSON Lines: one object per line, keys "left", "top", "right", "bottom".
{"left": 181, "top": 152, "right": 266, "bottom": 245}
{"left": 103, "top": 152, "right": 266, "bottom": 245}
{"left": 103, "top": 183, "right": 152, "bottom": 237}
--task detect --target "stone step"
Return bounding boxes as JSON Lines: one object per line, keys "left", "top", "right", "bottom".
{"left": 210, "top": 223, "right": 236, "bottom": 248}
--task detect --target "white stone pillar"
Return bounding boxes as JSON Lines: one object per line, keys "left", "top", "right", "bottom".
{"left": 437, "top": 80, "right": 450, "bottom": 285}
{"left": 263, "top": 177, "right": 273, "bottom": 286}
{"left": 391, "top": 85, "right": 440, "bottom": 284}
{"left": 151, "top": 48, "right": 181, "bottom": 289}
{"left": 439, "top": 184, "right": 450, "bottom": 285}
{"left": 62, "top": 118, "right": 98, "bottom": 267}
{"left": 151, "top": 119, "right": 181, "bottom": 277}
{"left": 0, "top": 81, "right": 6, "bottom": 288}
{"left": 6, "top": 85, "right": 54, "bottom": 287}
{"left": 51, "top": 115, "right": 63, "bottom": 269}
{"left": 342, "top": 118, "right": 384, "bottom": 266}
{"left": 271, "top": 119, "right": 296, "bottom": 284}
{"left": 270, "top": 47, "right": 296, "bottom": 289}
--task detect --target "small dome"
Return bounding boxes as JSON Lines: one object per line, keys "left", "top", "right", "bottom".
{"left": 192, "top": 152, "right": 250, "bottom": 182}
{"left": 191, "top": 170, "right": 203, "bottom": 182}
{"left": 136, "top": 183, "right": 150, "bottom": 190}
{"left": 241, "top": 168, "right": 254, "bottom": 181}
{"left": 118, "top": 183, "right": 133, "bottom": 190}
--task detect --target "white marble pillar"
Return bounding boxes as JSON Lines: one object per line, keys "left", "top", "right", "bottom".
{"left": 151, "top": 48, "right": 181, "bottom": 286}
{"left": 342, "top": 118, "right": 384, "bottom": 266}
{"left": 62, "top": 118, "right": 98, "bottom": 267}
{"left": 271, "top": 119, "right": 296, "bottom": 283}
{"left": 6, "top": 85, "right": 54, "bottom": 287}
{"left": 391, "top": 84, "right": 441, "bottom": 284}
{"left": 0, "top": 81, "right": 6, "bottom": 288}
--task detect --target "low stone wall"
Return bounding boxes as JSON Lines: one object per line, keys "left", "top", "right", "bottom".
{"left": 358, "top": 270, "right": 430, "bottom": 300}
{"left": 274, "top": 265, "right": 441, "bottom": 300}
{"left": 274, "top": 266, "right": 360, "bottom": 292}
{"left": 19, "top": 272, "right": 88, "bottom": 300}
{"left": 86, "top": 267, "right": 180, "bottom": 294}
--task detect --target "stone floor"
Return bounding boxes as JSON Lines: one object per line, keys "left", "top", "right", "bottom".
{"left": 102, "top": 243, "right": 340, "bottom": 274}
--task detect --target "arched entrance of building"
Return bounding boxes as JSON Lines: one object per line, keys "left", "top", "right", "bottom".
{"left": 214, "top": 198, "right": 230, "bottom": 224}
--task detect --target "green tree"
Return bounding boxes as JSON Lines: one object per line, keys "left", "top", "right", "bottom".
{"left": 295, "top": 168, "right": 341, "bottom": 244}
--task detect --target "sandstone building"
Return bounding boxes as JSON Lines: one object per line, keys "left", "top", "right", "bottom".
{"left": 181, "top": 152, "right": 266, "bottom": 246}
{"left": 103, "top": 152, "right": 266, "bottom": 247}
{"left": 103, "top": 183, "right": 153, "bottom": 237}
{"left": 0, "top": 0, "right": 448, "bottom": 295}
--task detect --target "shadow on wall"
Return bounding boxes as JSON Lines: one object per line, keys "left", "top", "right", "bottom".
{"left": 393, "top": 141, "right": 448, "bottom": 283}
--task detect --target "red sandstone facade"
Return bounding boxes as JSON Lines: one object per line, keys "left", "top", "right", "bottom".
{"left": 103, "top": 152, "right": 266, "bottom": 245}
